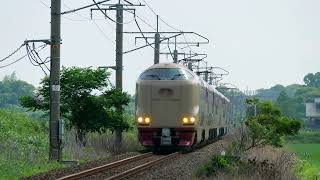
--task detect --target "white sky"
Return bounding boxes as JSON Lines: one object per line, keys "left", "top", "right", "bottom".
{"left": 0, "top": 0, "right": 319, "bottom": 94}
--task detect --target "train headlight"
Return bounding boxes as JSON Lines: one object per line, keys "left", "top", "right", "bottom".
{"left": 137, "top": 117, "right": 143, "bottom": 123}
{"left": 137, "top": 116, "right": 151, "bottom": 125}
{"left": 182, "top": 116, "right": 196, "bottom": 125}
{"left": 190, "top": 117, "right": 196, "bottom": 123}
{"left": 145, "top": 117, "right": 151, "bottom": 123}
{"left": 182, "top": 117, "right": 189, "bottom": 123}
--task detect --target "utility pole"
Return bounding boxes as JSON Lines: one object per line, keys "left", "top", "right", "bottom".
{"left": 50, "top": 0, "right": 62, "bottom": 161}
{"left": 115, "top": 2, "right": 123, "bottom": 147}
{"left": 173, "top": 50, "right": 178, "bottom": 63}
{"left": 125, "top": 31, "right": 208, "bottom": 64}
{"left": 154, "top": 15, "right": 160, "bottom": 64}
{"left": 91, "top": 1, "right": 144, "bottom": 149}
{"left": 173, "top": 37, "right": 178, "bottom": 63}
{"left": 204, "top": 62, "right": 209, "bottom": 82}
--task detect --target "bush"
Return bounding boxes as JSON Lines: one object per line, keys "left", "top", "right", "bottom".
{"left": 195, "top": 155, "right": 245, "bottom": 177}
{"left": 295, "top": 159, "right": 319, "bottom": 180}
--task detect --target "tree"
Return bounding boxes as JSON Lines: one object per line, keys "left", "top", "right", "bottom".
{"left": 228, "top": 99, "right": 302, "bottom": 154}
{"left": 102, "top": 89, "right": 131, "bottom": 147}
{"left": 304, "top": 72, "right": 320, "bottom": 87}
{"left": 20, "top": 67, "right": 130, "bottom": 146}
{"left": 0, "top": 72, "right": 34, "bottom": 107}
{"left": 276, "top": 91, "right": 296, "bottom": 118}
{"left": 244, "top": 99, "right": 301, "bottom": 150}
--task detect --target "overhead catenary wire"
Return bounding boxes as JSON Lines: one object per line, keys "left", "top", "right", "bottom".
{"left": 40, "top": 0, "right": 117, "bottom": 44}
{"left": 92, "top": 0, "right": 136, "bottom": 25}
{"left": 125, "top": 9, "right": 187, "bottom": 57}
{"left": 62, "top": 0, "right": 117, "bottom": 44}
{"left": 40, "top": 0, "right": 106, "bottom": 22}
{"left": 138, "top": 0, "right": 205, "bottom": 57}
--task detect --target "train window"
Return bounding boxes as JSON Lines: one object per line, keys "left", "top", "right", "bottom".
{"left": 139, "top": 68, "right": 194, "bottom": 80}
{"left": 185, "top": 70, "right": 194, "bottom": 79}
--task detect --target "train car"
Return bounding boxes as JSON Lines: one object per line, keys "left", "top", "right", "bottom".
{"left": 135, "top": 63, "right": 231, "bottom": 150}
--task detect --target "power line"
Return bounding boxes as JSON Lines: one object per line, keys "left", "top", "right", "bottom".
{"left": 138, "top": 0, "right": 204, "bottom": 56}
{"left": 61, "top": 1, "right": 116, "bottom": 44}
{"left": 92, "top": 20, "right": 116, "bottom": 43}
{"left": 133, "top": 16, "right": 155, "bottom": 49}
{"left": 0, "top": 54, "right": 28, "bottom": 69}
{"left": 92, "top": 0, "right": 134, "bottom": 25}
{"left": 26, "top": 43, "right": 50, "bottom": 75}
{"left": 0, "top": 44, "right": 25, "bottom": 62}
{"left": 0, "top": 44, "right": 47, "bottom": 69}
{"left": 125, "top": 10, "right": 188, "bottom": 55}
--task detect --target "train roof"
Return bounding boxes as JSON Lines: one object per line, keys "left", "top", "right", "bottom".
{"left": 146, "top": 63, "right": 188, "bottom": 70}
{"left": 206, "top": 83, "right": 230, "bottom": 102}
{"left": 144, "top": 63, "right": 230, "bottom": 102}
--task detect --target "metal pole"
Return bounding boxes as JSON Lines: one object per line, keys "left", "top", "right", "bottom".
{"left": 49, "top": 0, "right": 62, "bottom": 161}
{"left": 154, "top": 15, "right": 160, "bottom": 64}
{"left": 187, "top": 62, "right": 193, "bottom": 70}
{"left": 173, "top": 37, "right": 178, "bottom": 63}
{"left": 115, "top": 3, "right": 123, "bottom": 148}
{"left": 173, "top": 50, "right": 178, "bottom": 63}
{"left": 116, "top": 4, "right": 123, "bottom": 90}
{"left": 204, "top": 71, "right": 208, "bottom": 82}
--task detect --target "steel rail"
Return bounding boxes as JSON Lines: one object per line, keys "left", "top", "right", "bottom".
{"left": 57, "top": 152, "right": 153, "bottom": 180}
{"left": 106, "top": 152, "right": 179, "bottom": 180}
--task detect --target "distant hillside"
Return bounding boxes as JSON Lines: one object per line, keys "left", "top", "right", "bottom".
{"left": 254, "top": 75, "right": 320, "bottom": 120}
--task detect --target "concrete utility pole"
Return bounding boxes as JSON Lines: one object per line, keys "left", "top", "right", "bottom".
{"left": 49, "top": 0, "right": 62, "bottom": 161}
{"left": 173, "top": 37, "right": 178, "bottom": 63}
{"left": 154, "top": 15, "right": 160, "bottom": 64}
{"left": 115, "top": 2, "right": 124, "bottom": 147}
{"left": 173, "top": 49, "right": 178, "bottom": 63}
{"left": 91, "top": 0, "right": 145, "bottom": 150}
{"left": 115, "top": 3, "right": 123, "bottom": 90}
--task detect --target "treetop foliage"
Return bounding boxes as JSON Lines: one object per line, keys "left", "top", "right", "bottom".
{"left": 20, "top": 67, "right": 130, "bottom": 145}
{"left": 303, "top": 72, "right": 320, "bottom": 88}
{"left": 245, "top": 98, "right": 301, "bottom": 149}
{"left": 0, "top": 72, "right": 34, "bottom": 107}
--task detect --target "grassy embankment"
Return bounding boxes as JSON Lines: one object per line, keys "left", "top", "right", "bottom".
{"left": 0, "top": 109, "right": 142, "bottom": 179}
{"left": 194, "top": 130, "right": 320, "bottom": 179}
{"left": 285, "top": 130, "right": 320, "bottom": 179}
{"left": 0, "top": 109, "right": 62, "bottom": 179}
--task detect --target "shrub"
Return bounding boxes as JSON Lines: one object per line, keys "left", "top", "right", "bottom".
{"left": 195, "top": 155, "right": 243, "bottom": 177}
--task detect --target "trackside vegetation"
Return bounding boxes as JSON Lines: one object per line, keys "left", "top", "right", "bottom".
{"left": 0, "top": 109, "right": 63, "bottom": 179}
{"left": 0, "top": 70, "right": 141, "bottom": 178}
{"left": 286, "top": 130, "right": 320, "bottom": 179}
{"left": 20, "top": 67, "right": 131, "bottom": 147}
{"left": 196, "top": 99, "right": 303, "bottom": 179}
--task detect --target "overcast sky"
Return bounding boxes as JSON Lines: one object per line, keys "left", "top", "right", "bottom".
{"left": 0, "top": 0, "right": 319, "bottom": 94}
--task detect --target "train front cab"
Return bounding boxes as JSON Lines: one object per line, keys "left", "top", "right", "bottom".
{"left": 135, "top": 65, "right": 200, "bottom": 149}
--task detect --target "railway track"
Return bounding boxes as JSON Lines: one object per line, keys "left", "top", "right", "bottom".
{"left": 57, "top": 152, "right": 179, "bottom": 180}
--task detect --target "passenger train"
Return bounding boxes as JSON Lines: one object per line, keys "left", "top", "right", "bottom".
{"left": 135, "top": 63, "right": 232, "bottom": 150}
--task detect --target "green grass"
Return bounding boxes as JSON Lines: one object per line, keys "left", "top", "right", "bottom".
{"left": 0, "top": 109, "right": 64, "bottom": 179}
{"left": 286, "top": 144, "right": 320, "bottom": 167}
{"left": 0, "top": 108, "right": 142, "bottom": 179}
{"left": 285, "top": 130, "right": 320, "bottom": 179}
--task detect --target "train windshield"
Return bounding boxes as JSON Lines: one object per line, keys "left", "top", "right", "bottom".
{"left": 139, "top": 68, "right": 194, "bottom": 80}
